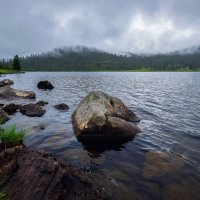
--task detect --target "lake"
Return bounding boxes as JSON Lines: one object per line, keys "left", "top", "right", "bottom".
{"left": 2, "top": 72, "right": 200, "bottom": 200}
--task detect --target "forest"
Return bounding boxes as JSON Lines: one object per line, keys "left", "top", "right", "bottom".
{"left": 1, "top": 46, "right": 200, "bottom": 71}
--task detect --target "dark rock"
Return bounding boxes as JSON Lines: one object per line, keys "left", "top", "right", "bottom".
{"left": 0, "top": 109, "right": 9, "bottom": 124}
{"left": 37, "top": 81, "right": 54, "bottom": 90}
{"left": 0, "top": 79, "right": 14, "bottom": 87}
{"left": 36, "top": 101, "right": 48, "bottom": 107}
{"left": 0, "top": 147, "right": 106, "bottom": 200}
{"left": 54, "top": 103, "right": 69, "bottom": 111}
{"left": 20, "top": 104, "right": 46, "bottom": 117}
{"left": 3, "top": 103, "right": 20, "bottom": 115}
{"left": 72, "top": 91, "right": 140, "bottom": 140}
{"left": 0, "top": 86, "right": 35, "bottom": 99}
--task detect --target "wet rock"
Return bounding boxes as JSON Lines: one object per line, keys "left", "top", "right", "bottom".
{"left": 0, "top": 86, "right": 35, "bottom": 99}
{"left": 0, "top": 109, "right": 9, "bottom": 124}
{"left": 163, "top": 177, "right": 200, "bottom": 200}
{"left": 54, "top": 103, "right": 69, "bottom": 111}
{"left": 0, "top": 79, "right": 14, "bottom": 87}
{"left": 0, "top": 147, "right": 106, "bottom": 200}
{"left": 3, "top": 103, "right": 20, "bottom": 115}
{"left": 37, "top": 80, "right": 54, "bottom": 90}
{"left": 72, "top": 91, "right": 140, "bottom": 140}
{"left": 20, "top": 104, "right": 46, "bottom": 117}
{"left": 0, "top": 148, "right": 19, "bottom": 185}
{"left": 36, "top": 101, "right": 48, "bottom": 107}
{"left": 143, "top": 151, "right": 185, "bottom": 179}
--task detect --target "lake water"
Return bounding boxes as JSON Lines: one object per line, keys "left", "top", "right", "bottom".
{"left": 2, "top": 72, "right": 200, "bottom": 200}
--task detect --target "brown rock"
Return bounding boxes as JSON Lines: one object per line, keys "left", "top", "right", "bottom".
{"left": 0, "top": 79, "right": 14, "bottom": 87}
{"left": 0, "top": 109, "right": 9, "bottom": 124}
{"left": 20, "top": 104, "right": 46, "bottom": 117}
{"left": 54, "top": 103, "right": 69, "bottom": 111}
{"left": 3, "top": 103, "right": 20, "bottom": 115}
{"left": 0, "top": 147, "right": 106, "bottom": 200}
{"left": 37, "top": 81, "right": 54, "bottom": 90}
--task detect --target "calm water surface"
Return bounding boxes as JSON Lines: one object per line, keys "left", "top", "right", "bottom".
{"left": 2, "top": 72, "right": 200, "bottom": 200}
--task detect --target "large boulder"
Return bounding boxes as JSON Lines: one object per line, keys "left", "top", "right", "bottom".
{"left": 20, "top": 104, "right": 46, "bottom": 117}
{"left": 72, "top": 91, "right": 140, "bottom": 140}
{"left": 37, "top": 80, "right": 54, "bottom": 90}
{"left": 0, "top": 79, "right": 14, "bottom": 87}
{"left": 0, "top": 86, "right": 35, "bottom": 99}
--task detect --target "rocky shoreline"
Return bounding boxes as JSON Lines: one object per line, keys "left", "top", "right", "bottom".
{"left": 0, "top": 145, "right": 107, "bottom": 200}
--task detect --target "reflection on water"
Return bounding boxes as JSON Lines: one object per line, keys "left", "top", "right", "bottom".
{"left": 2, "top": 72, "right": 200, "bottom": 200}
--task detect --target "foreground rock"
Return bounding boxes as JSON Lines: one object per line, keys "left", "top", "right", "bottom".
{"left": 54, "top": 103, "right": 69, "bottom": 111}
{"left": 0, "top": 147, "right": 106, "bottom": 200}
{"left": 0, "top": 86, "right": 35, "bottom": 99}
{"left": 20, "top": 104, "right": 46, "bottom": 117}
{"left": 0, "top": 79, "right": 14, "bottom": 87}
{"left": 72, "top": 91, "right": 140, "bottom": 140}
{"left": 0, "top": 109, "right": 9, "bottom": 123}
{"left": 3, "top": 103, "right": 21, "bottom": 115}
{"left": 37, "top": 80, "right": 54, "bottom": 90}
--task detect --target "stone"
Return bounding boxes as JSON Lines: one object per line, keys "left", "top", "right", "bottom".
{"left": 0, "top": 147, "right": 106, "bottom": 200}
{"left": 54, "top": 103, "right": 69, "bottom": 111}
{"left": 20, "top": 104, "right": 46, "bottom": 117}
{"left": 72, "top": 91, "right": 140, "bottom": 140}
{"left": 143, "top": 151, "right": 185, "bottom": 179}
{"left": 0, "top": 86, "right": 35, "bottom": 99}
{"left": 37, "top": 80, "right": 54, "bottom": 90}
{"left": 0, "top": 79, "right": 14, "bottom": 87}
{"left": 3, "top": 103, "right": 20, "bottom": 115}
{"left": 0, "top": 109, "right": 9, "bottom": 124}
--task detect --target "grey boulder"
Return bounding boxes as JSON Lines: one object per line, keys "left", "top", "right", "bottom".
{"left": 72, "top": 91, "right": 140, "bottom": 140}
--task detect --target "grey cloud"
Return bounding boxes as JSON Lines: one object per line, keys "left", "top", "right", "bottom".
{"left": 0, "top": 0, "right": 199, "bottom": 57}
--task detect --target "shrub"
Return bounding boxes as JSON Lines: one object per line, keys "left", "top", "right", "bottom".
{"left": 0, "top": 192, "right": 7, "bottom": 200}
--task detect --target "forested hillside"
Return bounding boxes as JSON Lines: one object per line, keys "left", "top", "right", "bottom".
{"left": 2, "top": 46, "right": 200, "bottom": 71}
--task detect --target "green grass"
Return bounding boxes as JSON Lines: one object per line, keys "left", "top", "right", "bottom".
{"left": 0, "top": 192, "right": 7, "bottom": 200}
{"left": 0, "top": 126, "right": 25, "bottom": 147}
{"left": 0, "top": 69, "right": 17, "bottom": 74}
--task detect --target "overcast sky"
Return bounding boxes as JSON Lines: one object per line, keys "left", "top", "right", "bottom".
{"left": 0, "top": 0, "right": 199, "bottom": 57}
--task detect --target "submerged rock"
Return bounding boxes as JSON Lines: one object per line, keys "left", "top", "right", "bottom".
{"left": 3, "top": 103, "right": 21, "bottom": 115}
{"left": 20, "top": 104, "right": 46, "bottom": 117}
{"left": 0, "top": 147, "right": 106, "bottom": 200}
{"left": 143, "top": 151, "right": 185, "bottom": 179}
{"left": 0, "top": 86, "right": 35, "bottom": 99}
{"left": 0, "top": 79, "right": 14, "bottom": 87}
{"left": 72, "top": 91, "right": 140, "bottom": 140}
{"left": 54, "top": 103, "right": 69, "bottom": 111}
{"left": 37, "top": 80, "right": 54, "bottom": 90}
{"left": 0, "top": 109, "right": 9, "bottom": 123}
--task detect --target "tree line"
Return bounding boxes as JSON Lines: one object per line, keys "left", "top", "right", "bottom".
{"left": 1, "top": 48, "right": 200, "bottom": 71}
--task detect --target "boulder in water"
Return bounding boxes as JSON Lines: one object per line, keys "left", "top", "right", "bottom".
{"left": 72, "top": 91, "right": 140, "bottom": 140}
{"left": 20, "top": 104, "right": 46, "bottom": 117}
{"left": 0, "top": 79, "right": 14, "bottom": 87}
{"left": 37, "top": 80, "right": 54, "bottom": 90}
{"left": 0, "top": 86, "right": 35, "bottom": 99}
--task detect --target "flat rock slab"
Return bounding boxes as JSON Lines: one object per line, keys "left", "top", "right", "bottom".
{"left": 72, "top": 91, "right": 140, "bottom": 140}
{"left": 0, "top": 147, "right": 106, "bottom": 200}
{"left": 0, "top": 86, "right": 35, "bottom": 100}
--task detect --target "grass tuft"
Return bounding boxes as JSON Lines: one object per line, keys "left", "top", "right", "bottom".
{"left": 0, "top": 126, "right": 25, "bottom": 148}
{"left": 0, "top": 192, "right": 7, "bottom": 200}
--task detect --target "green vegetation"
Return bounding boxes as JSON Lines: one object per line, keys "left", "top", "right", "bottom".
{"left": 0, "top": 126, "right": 25, "bottom": 148}
{"left": 2, "top": 46, "right": 200, "bottom": 71}
{"left": 13, "top": 55, "right": 22, "bottom": 71}
{"left": 0, "top": 192, "right": 7, "bottom": 200}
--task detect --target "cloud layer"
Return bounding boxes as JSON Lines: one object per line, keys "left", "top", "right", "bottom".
{"left": 0, "top": 0, "right": 199, "bottom": 57}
